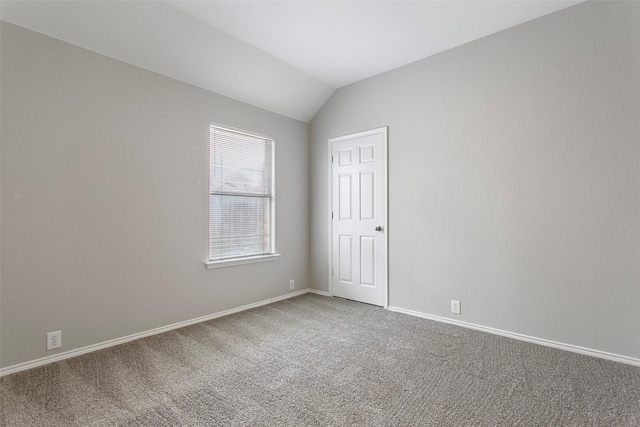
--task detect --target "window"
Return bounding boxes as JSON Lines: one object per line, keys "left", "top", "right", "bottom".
{"left": 207, "top": 125, "right": 278, "bottom": 268}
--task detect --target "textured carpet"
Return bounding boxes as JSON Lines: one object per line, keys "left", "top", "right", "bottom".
{"left": 1, "top": 294, "right": 639, "bottom": 426}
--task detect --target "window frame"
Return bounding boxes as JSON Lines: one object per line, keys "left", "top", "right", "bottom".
{"left": 205, "top": 124, "right": 279, "bottom": 269}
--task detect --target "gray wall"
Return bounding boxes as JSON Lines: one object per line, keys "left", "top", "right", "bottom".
{"left": 1, "top": 22, "right": 309, "bottom": 368}
{"left": 310, "top": 1, "right": 640, "bottom": 359}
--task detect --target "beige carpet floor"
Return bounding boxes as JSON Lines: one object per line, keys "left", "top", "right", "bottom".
{"left": 1, "top": 293, "right": 639, "bottom": 426}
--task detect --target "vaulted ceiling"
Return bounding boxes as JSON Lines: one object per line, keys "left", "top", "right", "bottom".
{"left": 0, "top": 1, "right": 582, "bottom": 122}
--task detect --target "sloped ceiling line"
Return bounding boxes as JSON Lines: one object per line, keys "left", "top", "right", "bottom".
{"left": 0, "top": 0, "right": 582, "bottom": 122}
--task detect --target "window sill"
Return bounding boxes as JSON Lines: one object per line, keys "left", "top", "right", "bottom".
{"left": 205, "top": 254, "right": 281, "bottom": 269}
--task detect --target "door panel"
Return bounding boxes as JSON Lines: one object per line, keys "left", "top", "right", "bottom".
{"left": 339, "top": 174, "right": 353, "bottom": 220}
{"left": 330, "top": 127, "right": 387, "bottom": 307}
{"left": 360, "top": 236, "right": 375, "bottom": 287}
{"left": 338, "top": 148, "right": 353, "bottom": 165}
{"left": 360, "top": 172, "right": 375, "bottom": 220}
{"left": 339, "top": 234, "right": 353, "bottom": 283}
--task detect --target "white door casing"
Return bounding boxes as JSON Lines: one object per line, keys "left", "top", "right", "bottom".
{"left": 329, "top": 127, "right": 387, "bottom": 307}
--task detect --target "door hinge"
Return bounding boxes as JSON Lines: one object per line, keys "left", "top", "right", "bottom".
{"left": 331, "top": 155, "right": 334, "bottom": 163}
{"left": 332, "top": 211, "right": 334, "bottom": 219}
{"left": 332, "top": 268, "right": 334, "bottom": 277}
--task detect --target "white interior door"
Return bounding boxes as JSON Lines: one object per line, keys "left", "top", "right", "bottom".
{"left": 330, "top": 127, "right": 387, "bottom": 307}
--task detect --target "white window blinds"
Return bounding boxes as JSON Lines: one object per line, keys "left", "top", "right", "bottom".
{"left": 209, "top": 125, "right": 275, "bottom": 262}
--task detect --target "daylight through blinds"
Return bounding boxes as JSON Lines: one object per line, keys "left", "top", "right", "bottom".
{"left": 209, "top": 126, "right": 274, "bottom": 261}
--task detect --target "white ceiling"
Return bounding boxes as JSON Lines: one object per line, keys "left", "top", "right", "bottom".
{"left": 1, "top": 1, "right": 582, "bottom": 122}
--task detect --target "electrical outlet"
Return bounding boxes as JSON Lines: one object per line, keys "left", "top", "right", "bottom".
{"left": 451, "top": 300, "right": 461, "bottom": 315}
{"left": 289, "top": 279, "right": 295, "bottom": 290}
{"left": 47, "top": 331, "right": 62, "bottom": 350}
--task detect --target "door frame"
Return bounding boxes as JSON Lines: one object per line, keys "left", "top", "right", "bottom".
{"left": 327, "top": 126, "right": 389, "bottom": 308}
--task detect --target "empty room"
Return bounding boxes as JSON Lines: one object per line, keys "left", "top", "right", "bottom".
{"left": 1, "top": 0, "right": 639, "bottom": 425}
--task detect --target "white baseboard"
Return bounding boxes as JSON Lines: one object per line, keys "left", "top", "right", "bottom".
{"left": 0, "top": 289, "right": 313, "bottom": 377}
{"left": 8, "top": 291, "right": 632, "bottom": 377}
{"left": 308, "top": 289, "right": 331, "bottom": 297}
{"left": 388, "top": 306, "right": 640, "bottom": 367}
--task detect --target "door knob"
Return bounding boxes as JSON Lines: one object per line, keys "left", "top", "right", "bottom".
{"left": 375, "top": 226, "right": 384, "bottom": 231}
